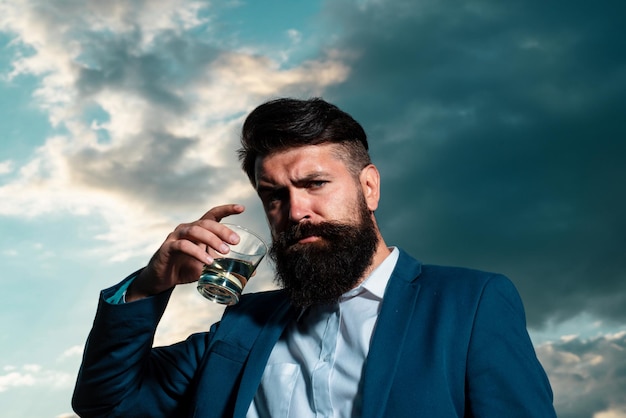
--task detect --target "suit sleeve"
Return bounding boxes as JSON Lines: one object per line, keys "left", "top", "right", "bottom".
{"left": 465, "top": 275, "right": 556, "bottom": 417}
{"left": 72, "top": 275, "right": 214, "bottom": 418}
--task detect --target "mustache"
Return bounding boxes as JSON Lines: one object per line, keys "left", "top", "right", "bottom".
{"left": 276, "top": 221, "right": 356, "bottom": 247}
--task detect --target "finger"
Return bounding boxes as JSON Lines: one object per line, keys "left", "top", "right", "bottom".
{"left": 171, "top": 222, "right": 239, "bottom": 264}
{"left": 176, "top": 221, "right": 239, "bottom": 247}
{"left": 199, "top": 204, "right": 245, "bottom": 222}
{"left": 170, "top": 238, "right": 216, "bottom": 265}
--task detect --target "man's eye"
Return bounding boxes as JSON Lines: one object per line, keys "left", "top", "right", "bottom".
{"left": 266, "top": 189, "right": 287, "bottom": 203}
{"left": 309, "top": 180, "right": 327, "bottom": 189}
{"left": 266, "top": 193, "right": 278, "bottom": 201}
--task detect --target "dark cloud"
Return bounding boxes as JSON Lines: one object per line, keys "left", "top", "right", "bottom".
{"left": 322, "top": 0, "right": 626, "bottom": 326}
{"left": 75, "top": 30, "right": 223, "bottom": 115}
{"left": 66, "top": 130, "right": 242, "bottom": 210}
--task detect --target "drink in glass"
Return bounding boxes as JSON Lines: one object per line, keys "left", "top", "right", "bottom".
{"left": 197, "top": 223, "right": 267, "bottom": 305}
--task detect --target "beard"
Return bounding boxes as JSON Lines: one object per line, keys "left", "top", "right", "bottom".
{"left": 269, "top": 196, "right": 379, "bottom": 307}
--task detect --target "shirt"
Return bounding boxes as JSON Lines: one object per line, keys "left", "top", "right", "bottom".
{"left": 247, "top": 247, "right": 400, "bottom": 418}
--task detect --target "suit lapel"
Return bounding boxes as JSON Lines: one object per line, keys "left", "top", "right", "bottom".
{"left": 232, "top": 298, "right": 296, "bottom": 418}
{"left": 360, "top": 249, "right": 422, "bottom": 418}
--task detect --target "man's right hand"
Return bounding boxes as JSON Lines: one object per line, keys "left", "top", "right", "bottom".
{"left": 125, "top": 204, "right": 245, "bottom": 302}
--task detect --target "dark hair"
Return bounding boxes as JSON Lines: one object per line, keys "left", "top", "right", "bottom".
{"left": 238, "top": 97, "right": 371, "bottom": 185}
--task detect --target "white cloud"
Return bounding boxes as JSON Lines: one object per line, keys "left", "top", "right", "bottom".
{"left": 58, "top": 345, "right": 84, "bottom": 361}
{"left": 0, "top": 160, "right": 14, "bottom": 175}
{"left": 287, "top": 29, "right": 302, "bottom": 44}
{"left": 154, "top": 266, "right": 278, "bottom": 346}
{"left": 154, "top": 283, "right": 226, "bottom": 347}
{"left": 0, "top": 364, "right": 74, "bottom": 392}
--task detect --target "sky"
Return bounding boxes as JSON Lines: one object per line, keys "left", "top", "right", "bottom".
{"left": 0, "top": 0, "right": 625, "bottom": 417}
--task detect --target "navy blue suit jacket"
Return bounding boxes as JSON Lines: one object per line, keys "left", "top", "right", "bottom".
{"left": 73, "top": 249, "right": 556, "bottom": 417}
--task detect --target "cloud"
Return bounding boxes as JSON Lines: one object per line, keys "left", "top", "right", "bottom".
{"left": 154, "top": 264, "right": 278, "bottom": 346}
{"left": 0, "top": 0, "right": 348, "bottom": 261}
{"left": 0, "top": 160, "right": 14, "bottom": 175}
{"left": 595, "top": 411, "right": 626, "bottom": 418}
{"left": 0, "top": 364, "right": 74, "bottom": 392}
{"left": 154, "top": 284, "right": 226, "bottom": 347}
{"left": 537, "top": 332, "right": 626, "bottom": 418}
{"left": 58, "top": 345, "right": 84, "bottom": 361}
{"left": 320, "top": 0, "right": 626, "bottom": 326}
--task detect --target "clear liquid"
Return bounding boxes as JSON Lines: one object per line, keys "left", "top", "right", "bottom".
{"left": 198, "top": 258, "right": 256, "bottom": 305}
{"left": 207, "top": 258, "right": 254, "bottom": 287}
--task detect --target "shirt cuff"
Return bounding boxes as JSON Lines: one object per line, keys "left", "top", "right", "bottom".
{"left": 105, "top": 275, "right": 135, "bottom": 304}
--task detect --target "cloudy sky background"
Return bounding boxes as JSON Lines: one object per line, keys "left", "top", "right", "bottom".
{"left": 1, "top": 0, "right": 625, "bottom": 417}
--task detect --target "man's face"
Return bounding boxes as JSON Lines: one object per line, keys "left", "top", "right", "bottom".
{"left": 254, "top": 143, "right": 380, "bottom": 306}
{"left": 255, "top": 143, "right": 375, "bottom": 239}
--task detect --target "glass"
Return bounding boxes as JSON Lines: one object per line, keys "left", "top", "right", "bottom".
{"left": 197, "top": 223, "right": 268, "bottom": 306}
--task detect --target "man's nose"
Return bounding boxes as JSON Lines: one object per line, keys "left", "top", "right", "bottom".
{"left": 288, "top": 190, "right": 312, "bottom": 223}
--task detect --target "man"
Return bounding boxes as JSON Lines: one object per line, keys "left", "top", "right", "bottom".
{"left": 72, "top": 98, "right": 556, "bottom": 417}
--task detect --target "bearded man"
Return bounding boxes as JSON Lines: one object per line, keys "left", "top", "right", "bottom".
{"left": 72, "top": 98, "right": 556, "bottom": 417}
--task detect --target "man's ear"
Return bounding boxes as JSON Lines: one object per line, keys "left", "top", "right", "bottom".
{"left": 359, "top": 164, "right": 381, "bottom": 211}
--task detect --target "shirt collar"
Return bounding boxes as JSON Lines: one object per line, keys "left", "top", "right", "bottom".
{"left": 340, "top": 246, "right": 400, "bottom": 301}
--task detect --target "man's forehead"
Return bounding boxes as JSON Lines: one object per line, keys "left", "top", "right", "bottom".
{"left": 253, "top": 143, "right": 345, "bottom": 183}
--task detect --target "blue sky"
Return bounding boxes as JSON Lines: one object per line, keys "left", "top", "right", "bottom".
{"left": 1, "top": 1, "right": 626, "bottom": 417}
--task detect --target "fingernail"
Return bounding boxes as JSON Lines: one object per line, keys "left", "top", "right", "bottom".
{"left": 220, "top": 243, "right": 229, "bottom": 253}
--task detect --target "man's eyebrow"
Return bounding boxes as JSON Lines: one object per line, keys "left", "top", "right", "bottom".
{"left": 257, "top": 171, "right": 332, "bottom": 190}
{"left": 256, "top": 173, "right": 333, "bottom": 195}
{"left": 296, "top": 172, "right": 330, "bottom": 182}
{"left": 286, "top": 172, "right": 334, "bottom": 188}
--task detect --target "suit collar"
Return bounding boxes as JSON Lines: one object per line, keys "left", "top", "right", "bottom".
{"left": 232, "top": 295, "right": 296, "bottom": 417}
{"left": 360, "top": 248, "right": 423, "bottom": 418}
{"left": 392, "top": 247, "right": 423, "bottom": 283}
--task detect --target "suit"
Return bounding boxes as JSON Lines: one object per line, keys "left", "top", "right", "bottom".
{"left": 72, "top": 248, "right": 556, "bottom": 417}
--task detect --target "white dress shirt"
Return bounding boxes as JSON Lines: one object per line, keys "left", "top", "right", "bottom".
{"left": 247, "top": 247, "right": 400, "bottom": 418}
